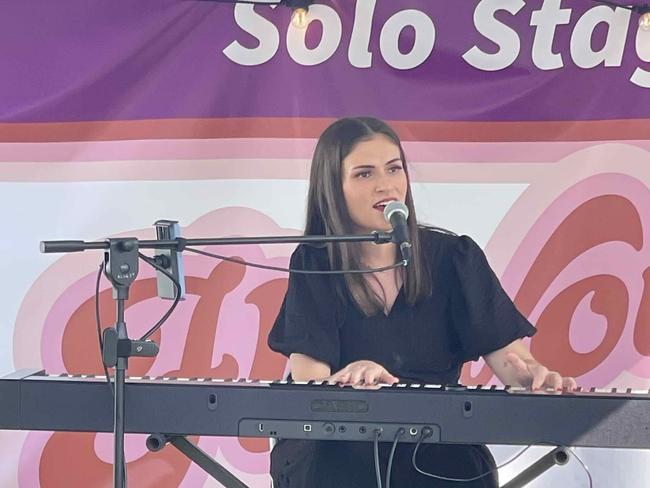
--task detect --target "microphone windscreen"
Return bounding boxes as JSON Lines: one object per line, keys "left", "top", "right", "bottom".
{"left": 383, "top": 201, "right": 409, "bottom": 223}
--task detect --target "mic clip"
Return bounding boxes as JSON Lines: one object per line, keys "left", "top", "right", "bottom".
{"left": 371, "top": 230, "right": 393, "bottom": 244}
{"left": 398, "top": 241, "right": 412, "bottom": 266}
{"left": 102, "top": 328, "right": 159, "bottom": 367}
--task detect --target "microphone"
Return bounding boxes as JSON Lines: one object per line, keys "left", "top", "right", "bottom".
{"left": 383, "top": 201, "right": 412, "bottom": 265}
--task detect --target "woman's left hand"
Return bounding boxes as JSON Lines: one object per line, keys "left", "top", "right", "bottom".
{"left": 505, "top": 352, "right": 577, "bottom": 390}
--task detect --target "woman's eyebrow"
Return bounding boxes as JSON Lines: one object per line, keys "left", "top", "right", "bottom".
{"left": 350, "top": 158, "right": 401, "bottom": 170}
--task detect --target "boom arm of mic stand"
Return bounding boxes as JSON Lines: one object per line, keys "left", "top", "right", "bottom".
{"left": 40, "top": 230, "right": 394, "bottom": 254}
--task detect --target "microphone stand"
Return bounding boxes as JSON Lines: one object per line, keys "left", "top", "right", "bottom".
{"left": 40, "top": 229, "right": 394, "bottom": 488}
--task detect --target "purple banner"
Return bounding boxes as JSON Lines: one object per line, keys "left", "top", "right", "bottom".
{"left": 1, "top": 0, "right": 650, "bottom": 123}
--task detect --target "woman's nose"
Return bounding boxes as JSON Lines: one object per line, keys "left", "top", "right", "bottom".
{"left": 374, "top": 174, "right": 392, "bottom": 193}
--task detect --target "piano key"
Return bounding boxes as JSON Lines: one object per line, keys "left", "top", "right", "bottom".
{"left": 543, "top": 388, "right": 562, "bottom": 394}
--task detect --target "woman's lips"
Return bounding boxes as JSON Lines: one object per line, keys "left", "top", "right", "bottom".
{"left": 372, "top": 198, "right": 397, "bottom": 210}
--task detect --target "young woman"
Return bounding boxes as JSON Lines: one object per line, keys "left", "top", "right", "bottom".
{"left": 268, "top": 117, "right": 576, "bottom": 488}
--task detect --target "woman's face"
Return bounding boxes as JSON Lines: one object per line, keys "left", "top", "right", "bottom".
{"left": 341, "top": 134, "right": 408, "bottom": 233}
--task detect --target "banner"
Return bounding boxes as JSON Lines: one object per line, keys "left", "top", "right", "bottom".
{"left": 1, "top": 1, "right": 649, "bottom": 487}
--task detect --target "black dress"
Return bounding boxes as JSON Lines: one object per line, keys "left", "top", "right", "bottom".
{"left": 268, "top": 228, "right": 536, "bottom": 488}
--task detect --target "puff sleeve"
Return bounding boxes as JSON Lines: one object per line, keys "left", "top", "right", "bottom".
{"left": 449, "top": 235, "right": 536, "bottom": 362}
{"left": 267, "top": 245, "right": 341, "bottom": 371}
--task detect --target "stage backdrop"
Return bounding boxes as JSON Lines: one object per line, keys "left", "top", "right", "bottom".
{"left": 1, "top": 1, "right": 650, "bottom": 486}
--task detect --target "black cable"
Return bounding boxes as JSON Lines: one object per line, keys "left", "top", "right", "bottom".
{"left": 411, "top": 428, "right": 535, "bottom": 483}
{"left": 95, "top": 261, "right": 115, "bottom": 396}
{"left": 137, "top": 252, "right": 182, "bottom": 341}
{"left": 373, "top": 429, "right": 383, "bottom": 488}
{"left": 385, "top": 428, "right": 405, "bottom": 488}
{"left": 569, "top": 448, "right": 594, "bottom": 488}
{"left": 184, "top": 247, "right": 406, "bottom": 275}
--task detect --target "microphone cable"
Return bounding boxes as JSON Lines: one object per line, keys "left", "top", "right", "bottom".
{"left": 137, "top": 252, "right": 182, "bottom": 341}
{"left": 94, "top": 261, "right": 114, "bottom": 396}
{"left": 184, "top": 247, "right": 407, "bottom": 274}
{"left": 569, "top": 448, "right": 594, "bottom": 488}
{"left": 94, "top": 246, "right": 397, "bottom": 386}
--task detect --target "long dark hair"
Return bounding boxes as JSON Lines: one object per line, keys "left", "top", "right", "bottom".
{"left": 304, "top": 117, "right": 432, "bottom": 316}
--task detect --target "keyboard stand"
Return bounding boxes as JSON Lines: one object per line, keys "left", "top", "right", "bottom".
{"left": 501, "top": 446, "right": 569, "bottom": 488}
{"left": 146, "top": 433, "right": 250, "bottom": 488}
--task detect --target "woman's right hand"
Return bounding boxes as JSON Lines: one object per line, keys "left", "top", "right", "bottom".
{"left": 327, "top": 360, "right": 399, "bottom": 389}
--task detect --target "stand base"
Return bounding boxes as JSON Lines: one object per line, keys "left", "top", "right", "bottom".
{"left": 146, "top": 434, "right": 250, "bottom": 488}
